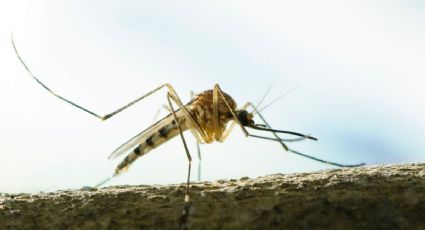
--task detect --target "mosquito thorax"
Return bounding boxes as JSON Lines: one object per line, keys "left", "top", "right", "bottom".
{"left": 235, "top": 110, "right": 254, "bottom": 126}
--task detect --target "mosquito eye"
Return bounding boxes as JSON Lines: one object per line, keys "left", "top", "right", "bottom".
{"left": 237, "top": 110, "right": 251, "bottom": 126}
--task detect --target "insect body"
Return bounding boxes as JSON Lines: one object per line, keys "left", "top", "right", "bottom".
{"left": 111, "top": 90, "right": 238, "bottom": 176}
{"left": 12, "top": 37, "right": 365, "bottom": 229}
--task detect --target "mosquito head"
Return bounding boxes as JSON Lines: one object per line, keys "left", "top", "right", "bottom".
{"left": 235, "top": 109, "right": 255, "bottom": 126}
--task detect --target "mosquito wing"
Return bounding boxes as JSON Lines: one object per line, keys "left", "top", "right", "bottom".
{"left": 108, "top": 129, "right": 146, "bottom": 160}
{"left": 107, "top": 112, "right": 176, "bottom": 160}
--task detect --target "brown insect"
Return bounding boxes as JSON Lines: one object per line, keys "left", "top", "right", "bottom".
{"left": 12, "top": 37, "right": 365, "bottom": 229}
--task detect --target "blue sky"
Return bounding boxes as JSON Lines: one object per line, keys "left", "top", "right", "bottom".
{"left": 0, "top": 0, "right": 424, "bottom": 193}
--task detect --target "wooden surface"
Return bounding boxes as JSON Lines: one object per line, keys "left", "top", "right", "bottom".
{"left": 1, "top": 163, "right": 424, "bottom": 229}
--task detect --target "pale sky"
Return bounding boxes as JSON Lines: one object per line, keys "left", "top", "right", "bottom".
{"left": 0, "top": 1, "right": 424, "bottom": 193}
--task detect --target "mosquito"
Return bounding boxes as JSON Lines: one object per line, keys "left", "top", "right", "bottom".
{"left": 12, "top": 37, "right": 365, "bottom": 229}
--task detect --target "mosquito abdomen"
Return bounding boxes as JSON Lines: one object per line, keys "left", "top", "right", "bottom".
{"left": 114, "top": 116, "right": 188, "bottom": 175}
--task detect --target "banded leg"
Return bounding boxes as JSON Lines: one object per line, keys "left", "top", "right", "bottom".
{"left": 166, "top": 93, "right": 192, "bottom": 229}
{"left": 246, "top": 102, "right": 365, "bottom": 167}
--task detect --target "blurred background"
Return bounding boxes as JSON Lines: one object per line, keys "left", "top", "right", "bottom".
{"left": 0, "top": 1, "right": 424, "bottom": 193}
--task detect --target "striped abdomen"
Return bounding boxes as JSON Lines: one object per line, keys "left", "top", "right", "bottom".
{"left": 114, "top": 113, "right": 188, "bottom": 175}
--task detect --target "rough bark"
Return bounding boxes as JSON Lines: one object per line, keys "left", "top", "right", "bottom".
{"left": 1, "top": 163, "right": 424, "bottom": 230}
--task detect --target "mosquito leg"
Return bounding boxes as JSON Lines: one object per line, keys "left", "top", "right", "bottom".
{"left": 212, "top": 85, "right": 222, "bottom": 140}
{"left": 188, "top": 90, "right": 202, "bottom": 181}
{"left": 166, "top": 85, "right": 209, "bottom": 143}
{"left": 246, "top": 102, "right": 365, "bottom": 167}
{"left": 214, "top": 84, "right": 250, "bottom": 137}
{"left": 217, "top": 102, "right": 249, "bottom": 142}
{"left": 14, "top": 37, "right": 208, "bottom": 146}
{"left": 151, "top": 102, "right": 206, "bottom": 178}
{"left": 166, "top": 93, "right": 192, "bottom": 229}
{"left": 90, "top": 83, "right": 175, "bottom": 121}
{"left": 95, "top": 88, "right": 205, "bottom": 189}
{"left": 12, "top": 38, "right": 196, "bottom": 123}
{"left": 196, "top": 141, "right": 202, "bottom": 181}
{"left": 151, "top": 101, "right": 202, "bottom": 182}
{"left": 188, "top": 91, "right": 203, "bottom": 181}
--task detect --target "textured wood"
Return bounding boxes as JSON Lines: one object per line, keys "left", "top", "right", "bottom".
{"left": 1, "top": 163, "right": 424, "bottom": 229}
